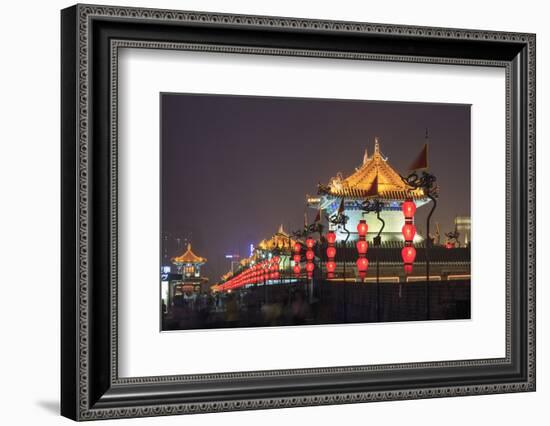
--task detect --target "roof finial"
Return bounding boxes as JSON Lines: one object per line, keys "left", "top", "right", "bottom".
{"left": 278, "top": 223, "right": 284, "bottom": 234}
{"left": 363, "top": 147, "right": 369, "bottom": 165}
{"left": 374, "top": 137, "right": 380, "bottom": 156}
{"left": 187, "top": 243, "right": 192, "bottom": 251}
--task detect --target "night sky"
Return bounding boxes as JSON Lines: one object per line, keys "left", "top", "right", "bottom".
{"left": 161, "top": 94, "right": 470, "bottom": 282}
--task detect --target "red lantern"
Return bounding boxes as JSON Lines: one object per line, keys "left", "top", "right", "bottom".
{"left": 356, "top": 257, "right": 369, "bottom": 272}
{"left": 293, "top": 254, "right": 301, "bottom": 264}
{"left": 355, "top": 220, "right": 369, "bottom": 278}
{"left": 357, "top": 220, "right": 368, "bottom": 237}
{"left": 326, "top": 231, "right": 337, "bottom": 279}
{"left": 306, "top": 262, "right": 315, "bottom": 273}
{"left": 293, "top": 242, "right": 301, "bottom": 253}
{"left": 401, "top": 246, "right": 417, "bottom": 264}
{"left": 293, "top": 265, "right": 301, "bottom": 275}
{"left": 356, "top": 219, "right": 369, "bottom": 277}
{"left": 306, "top": 250, "right": 315, "bottom": 261}
{"left": 272, "top": 256, "right": 280, "bottom": 263}
{"left": 306, "top": 238, "right": 315, "bottom": 248}
{"left": 401, "top": 199, "right": 416, "bottom": 273}
{"left": 402, "top": 200, "right": 416, "bottom": 219}
{"left": 356, "top": 240, "right": 368, "bottom": 254}
{"left": 273, "top": 272, "right": 280, "bottom": 280}
{"left": 445, "top": 242, "right": 454, "bottom": 249}
{"left": 326, "top": 231, "right": 337, "bottom": 244}
{"left": 402, "top": 223, "right": 417, "bottom": 241}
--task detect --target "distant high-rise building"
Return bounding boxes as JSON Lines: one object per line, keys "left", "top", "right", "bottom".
{"left": 454, "top": 216, "right": 471, "bottom": 247}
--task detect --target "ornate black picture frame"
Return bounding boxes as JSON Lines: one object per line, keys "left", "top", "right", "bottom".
{"left": 61, "top": 4, "right": 536, "bottom": 421}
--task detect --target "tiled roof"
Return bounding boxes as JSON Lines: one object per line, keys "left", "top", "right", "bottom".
{"left": 258, "top": 224, "right": 298, "bottom": 252}
{"left": 327, "top": 188, "right": 425, "bottom": 200}
{"left": 321, "top": 139, "right": 425, "bottom": 200}
{"left": 171, "top": 243, "right": 206, "bottom": 264}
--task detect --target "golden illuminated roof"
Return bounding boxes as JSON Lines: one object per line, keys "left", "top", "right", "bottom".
{"left": 258, "top": 224, "right": 297, "bottom": 251}
{"left": 171, "top": 243, "right": 206, "bottom": 265}
{"left": 221, "top": 271, "right": 234, "bottom": 281}
{"left": 322, "top": 138, "right": 425, "bottom": 200}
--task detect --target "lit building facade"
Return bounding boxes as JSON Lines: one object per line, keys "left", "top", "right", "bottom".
{"left": 454, "top": 216, "right": 471, "bottom": 247}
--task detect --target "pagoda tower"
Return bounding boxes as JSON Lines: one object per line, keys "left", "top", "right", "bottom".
{"left": 172, "top": 243, "right": 207, "bottom": 278}
{"left": 169, "top": 244, "right": 208, "bottom": 301}
{"left": 307, "top": 138, "right": 430, "bottom": 243}
{"left": 257, "top": 224, "right": 297, "bottom": 253}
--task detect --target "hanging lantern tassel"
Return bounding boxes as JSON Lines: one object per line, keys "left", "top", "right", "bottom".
{"left": 356, "top": 219, "right": 369, "bottom": 280}
{"left": 401, "top": 199, "right": 417, "bottom": 274}
{"left": 325, "top": 231, "right": 337, "bottom": 279}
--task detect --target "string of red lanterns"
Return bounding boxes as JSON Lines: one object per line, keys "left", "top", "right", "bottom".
{"left": 270, "top": 256, "right": 280, "bottom": 280}
{"left": 401, "top": 199, "right": 417, "bottom": 274}
{"left": 217, "top": 256, "right": 282, "bottom": 292}
{"left": 356, "top": 219, "right": 369, "bottom": 279}
{"left": 305, "top": 237, "right": 315, "bottom": 279}
{"left": 325, "top": 231, "right": 337, "bottom": 278}
{"left": 262, "top": 261, "right": 268, "bottom": 283}
{"left": 293, "top": 242, "right": 302, "bottom": 278}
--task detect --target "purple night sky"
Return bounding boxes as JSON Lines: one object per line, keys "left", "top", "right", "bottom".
{"left": 161, "top": 94, "right": 471, "bottom": 282}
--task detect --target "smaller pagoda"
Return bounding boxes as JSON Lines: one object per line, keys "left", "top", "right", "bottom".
{"left": 257, "top": 224, "right": 296, "bottom": 253}
{"left": 171, "top": 243, "right": 208, "bottom": 295}
{"left": 172, "top": 243, "right": 206, "bottom": 278}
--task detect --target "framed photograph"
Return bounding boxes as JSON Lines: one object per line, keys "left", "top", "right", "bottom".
{"left": 61, "top": 4, "right": 536, "bottom": 421}
{"left": 159, "top": 93, "right": 473, "bottom": 331}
